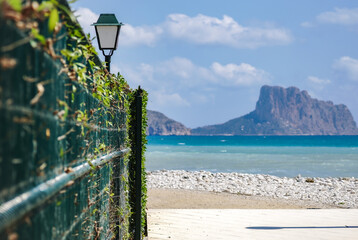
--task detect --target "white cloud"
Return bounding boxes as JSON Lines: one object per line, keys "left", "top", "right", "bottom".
{"left": 317, "top": 8, "right": 358, "bottom": 25}
{"left": 164, "top": 14, "right": 293, "bottom": 48}
{"left": 333, "top": 56, "right": 358, "bottom": 81}
{"left": 157, "top": 57, "right": 215, "bottom": 87}
{"left": 300, "top": 21, "right": 314, "bottom": 28}
{"left": 307, "top": 76, "right": 331, "bottom": 84}
{"left": 120, "top": 57, "right": 271, "bottom": 92}
{"left": 75, "top": 7, "right": 98, "bottom": 37}
{"left": 150, "top": 91, "right": 190, "bottom": 107}
{"left": 153, "top": 57, "right": 270, "bottom": 87}
{"left": 118, "top": 58, "right": 272, "bottom": 120}
{"left": 307, "top": 76, "right": 331, "bottom": 91}
{"left": 75, "top": 10, "right": 292, "bottom": 48}
{"left": 159, "top": 57, "right": 196, "bottom": 78}
{"left": 75, "top": 8, "right": 162, "bottom": 47}
{"left": 119, "top": 25, "right": 162, "bottom": 47}
{"left": 115, "top": 63, "right": 155, "bottom": 86}
{"left": 211, "top": 62, "right": 271, "bottom": 86}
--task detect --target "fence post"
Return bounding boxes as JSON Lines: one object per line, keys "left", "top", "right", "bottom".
{"left": 134, "top": 87, "right": 143, "bottom": 240}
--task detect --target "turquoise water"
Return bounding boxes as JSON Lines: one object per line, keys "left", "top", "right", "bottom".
{"left": 145, "top": 136, "right": 358, "bottom": 178}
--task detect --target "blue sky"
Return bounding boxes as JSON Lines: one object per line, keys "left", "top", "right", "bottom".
{"left": 72, "top": 0, "right": 358, "bottom": 128}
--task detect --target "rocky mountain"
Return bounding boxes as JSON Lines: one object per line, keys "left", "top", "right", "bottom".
{"left": 147, "top": 110, "right": 191, "bottom": 135}
{"left": 191, "top": 85, "right": 358, "bottom": 135}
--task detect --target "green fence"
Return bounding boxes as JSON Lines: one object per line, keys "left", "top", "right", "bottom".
{"left": 0, "top": 1, "right": 146, "bottom": 239}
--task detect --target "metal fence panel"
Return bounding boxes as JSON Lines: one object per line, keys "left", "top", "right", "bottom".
{"left": 0, "top": 1, "right": 130, "bottom": 239}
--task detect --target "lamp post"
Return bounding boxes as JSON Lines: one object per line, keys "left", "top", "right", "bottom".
{"left": 92, "top": 14, "right": 123, "bottom": 72}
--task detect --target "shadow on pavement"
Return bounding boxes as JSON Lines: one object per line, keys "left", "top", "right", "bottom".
{"left": 247, "top": 226, "right": 358, "bottom": 230}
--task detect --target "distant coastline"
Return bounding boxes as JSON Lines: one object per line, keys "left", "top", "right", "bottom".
{"left": 147, "top": 85, "right": 358, "bottom": 136}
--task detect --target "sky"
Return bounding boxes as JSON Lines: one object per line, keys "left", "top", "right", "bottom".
{"left": 72, "top": 0, "right": 358, "bottom": 128}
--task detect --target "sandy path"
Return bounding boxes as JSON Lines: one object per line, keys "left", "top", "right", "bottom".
{"left": 147, "top": 188, "right": 333, "bottom": 209}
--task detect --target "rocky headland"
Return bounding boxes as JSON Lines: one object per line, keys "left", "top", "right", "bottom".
{"left": 147, "top": 110, "right": 191, "bottom": 135}
{"left": 192, "top": 85, "right": 358, "bottom": 135}
{"left": 148, "top": 86, "right": 358, "bottom": 135}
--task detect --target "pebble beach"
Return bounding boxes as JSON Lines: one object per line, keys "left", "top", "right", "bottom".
{"left": 147, "top": 170, "right": 358, "bottom": 208}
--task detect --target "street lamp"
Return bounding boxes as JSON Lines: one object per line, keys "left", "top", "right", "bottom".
{"left": 92, "top": 14, "right": 123, "bottom": 72}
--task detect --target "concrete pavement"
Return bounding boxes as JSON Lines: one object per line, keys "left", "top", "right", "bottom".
{"left": 148, "top": 209, "right": 358, "bottom": 240}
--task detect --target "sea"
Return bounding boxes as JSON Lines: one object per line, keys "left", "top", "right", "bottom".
{"left": 145, "top": 135, "right": 358, "bottom": 178}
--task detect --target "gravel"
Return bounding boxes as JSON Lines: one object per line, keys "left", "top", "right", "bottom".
{"left": 147, "top": 170, "right": 358, "bottom": 208}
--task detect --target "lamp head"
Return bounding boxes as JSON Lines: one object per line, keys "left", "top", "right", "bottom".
{"left": 92, "top": 14, "right": 123, "bottom": 54}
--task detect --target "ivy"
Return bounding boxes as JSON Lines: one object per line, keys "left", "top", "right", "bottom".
{"left": 48, "top": 7, "right": 59, "bottom": 32}
{"left": 6, "top": 0, "right": 21, "bottom": 12}
{"left": 127, "top": 87, "right": 148, "bottom": 239}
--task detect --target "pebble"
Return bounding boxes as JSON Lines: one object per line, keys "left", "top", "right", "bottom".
{"left": 147, "top": 170, "right": 358, "bottom": 208}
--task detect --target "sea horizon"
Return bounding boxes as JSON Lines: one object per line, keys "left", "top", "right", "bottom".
{"left": 145, "top": 135, "right": 358, "bottom": 178}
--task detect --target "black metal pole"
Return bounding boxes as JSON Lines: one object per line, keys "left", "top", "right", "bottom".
{"left": 105, "top": 55, "right": 111, "bottom": 72}
{"left": 134, "top": 87, "right": 143, "bottom": 240}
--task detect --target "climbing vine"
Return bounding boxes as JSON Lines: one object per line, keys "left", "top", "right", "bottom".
{"left": 127, "top": 87, "right": 148, "bottom": 239}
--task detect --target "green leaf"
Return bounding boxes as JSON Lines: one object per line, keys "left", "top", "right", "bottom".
{"left": 74, "top": 62, "right": 86, "bottom": 68}
{"left": 7, "top": 0, "right": 22, "bottom": 12}
{"left": 48, "top": 8, "right": 59, "bottom": 33}
{"left": 60, "top": 148, "right": 64, "bottom": 158}
{"left": 29, "top": 40, "right": 38, "bottom": 48}
{"left": 31, "top": 29, "right": 46, "bottom": 45}
{"left": 87, "top": 160, "right": 96, "bottom": 170}
{"left": 92, "top": 208, "right": 98, "bottom": 215}
{"left": 56, "top": 2, "right": 77, "bottom": 23}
